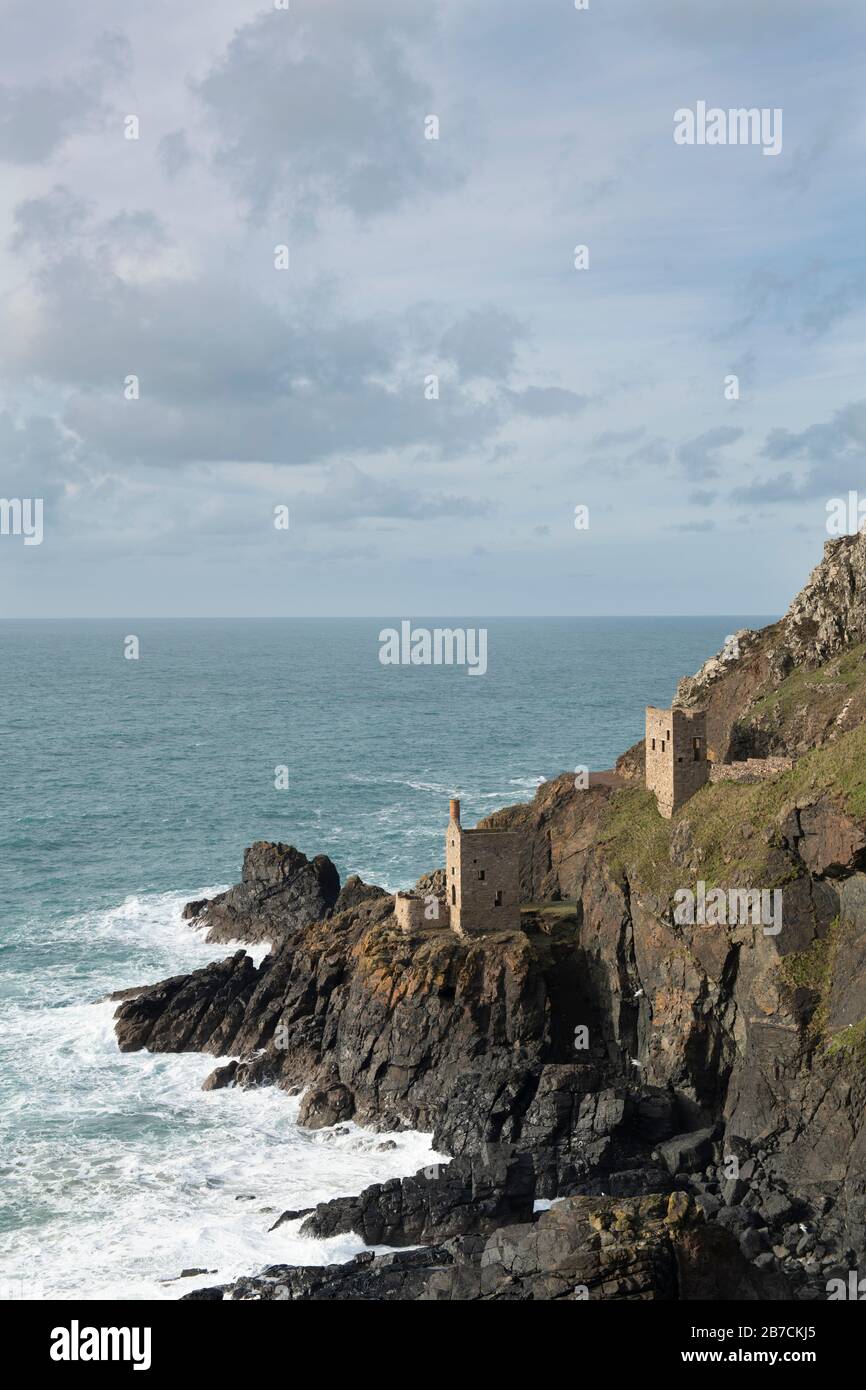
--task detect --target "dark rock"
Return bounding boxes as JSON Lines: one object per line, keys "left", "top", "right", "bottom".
{"left": 268, "top": 1207, "right": 315, "bottom": 1232}
{"left": 721, "top": 1177, "right": 748, "bottom": 1206}
{"left": 202, "top": 1061, "right": 238, "bottom": 1090}
{"left": 183, "top": 842, "right": 340, "bottom": 947}
{"left": 716, "top": 1205, "right": 758, "bottom": 1236}
{"left": 298, "top": 1083, "right": 355, "bottom": 1130}
{"left": 114, "top": 952, "right": 263, "bottom": 1056}
{"left": 760, "top": 1192, "right": 796, "bottom": 1227}
{"left": 334, "top": 876, "right": 388, "bottom": 913}
{"left": 739, "top": 1228, "right": 768, "bottom": 1260}
{"left": 300, "top": 1146, "right": 535, "bottom": 1247}
{"left": 656, "top": 1128, "right": 716, "bottom": 1177}
{"left": 215, "top": 1193, "right": 791, "bottom": 1302}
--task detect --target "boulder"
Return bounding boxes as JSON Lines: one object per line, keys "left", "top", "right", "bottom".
{"left": 298, "top": 1083, "right": 355, "bottom": 1130}
{"left": 656, "top": 1128, "right": 716, "bottom": 1177}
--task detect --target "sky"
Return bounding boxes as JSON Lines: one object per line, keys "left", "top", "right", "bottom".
{"left": 1, "top": 0, "right": 866, "bottom": 617}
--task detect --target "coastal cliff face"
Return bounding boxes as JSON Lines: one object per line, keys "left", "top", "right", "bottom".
{"left": 674, "top": 532, "right": 866, "bottom": 761}
{"left": 114, "top": 534, "right": 866, "bottom": 1299}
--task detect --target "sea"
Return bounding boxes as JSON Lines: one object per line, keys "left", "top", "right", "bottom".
{"left": 0, "top": 616, "right": 767, "bottom": 1299}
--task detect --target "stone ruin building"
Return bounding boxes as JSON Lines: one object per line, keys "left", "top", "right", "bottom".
{"left": 645, "top": 706, "right": 710, "bottom": 818}
{"left": 394, "top": 798, "right": 521, "bottom": 936}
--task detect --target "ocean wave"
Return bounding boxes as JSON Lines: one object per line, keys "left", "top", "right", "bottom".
{"left": 0, "top": 886, "right": 446, "bottom": 1300}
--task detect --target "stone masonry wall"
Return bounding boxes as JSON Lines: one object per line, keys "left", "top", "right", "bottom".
{"left": 446, "top": 824, "right": 521, "bottom": 934}
{"left": 646, "top": 706, "right": 709, "bottom": 817}
{"left": 394, "top": 892, "right": 449, "bottom": 934}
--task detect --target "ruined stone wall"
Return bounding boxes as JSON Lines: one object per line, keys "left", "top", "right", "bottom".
{"left": 394, "top": 892, "right": 448, "bottom": 934}
{"left": 710, "top": 756, "right": 793, "bottom": 785}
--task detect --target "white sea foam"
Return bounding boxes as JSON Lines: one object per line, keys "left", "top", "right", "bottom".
{"left": 0, "top": 887, "right": 447, "bottom": 1300}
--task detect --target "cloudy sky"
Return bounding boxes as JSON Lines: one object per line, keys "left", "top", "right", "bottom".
{"left": 1, "top": 0, "right": 865, "bottom": 617}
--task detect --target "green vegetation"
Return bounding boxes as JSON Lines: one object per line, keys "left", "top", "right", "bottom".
{"left": 777, "top": 918, "right": 866, "bottom": 1072}
{"left": 778, "top": 918, "right": 839, "bottom": 1039}
{"left": 826, "top": 1016, "right": 866, "bottom": 1068}
{"left": 597, "top": 723, "right": 866, "bottom": 903}
{"left": 747, "top": 641, "right": 866, "bottom": 725}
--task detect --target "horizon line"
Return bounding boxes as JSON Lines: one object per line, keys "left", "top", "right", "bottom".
{"left": 0, "top": 612, "right": 777, "bottom": 623}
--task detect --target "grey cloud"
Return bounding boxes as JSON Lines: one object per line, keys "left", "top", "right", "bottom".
{"left": 197, "top": 1, "right": 463, "bottom": 225}
{"left": 663, "top": 517, "right": 716, "bottom": 532}
{"left": 0, "top": 30, "right": 129, "bottom": 164}
{"left": 3, "top": 201, "right": 585, "bottom": 469}
{"left": 591, "top": 427, "right": 645, "bottom": 450}
{"left": 729, "top": 401, "right": 866, "bottom": 504}
{"left": 730, "top": 264, "right": 866, "bottom": 341}
{"left": 11, "top": 185, "right": 89, "bottom": 250}
{"left": 12, "top": 188, "right": 166, "bottom": 261}
{"left": 677, "top": 426, "right": 743, "bottom": 479}
{"left": 101, "top": 209, "right": 167, "bottom": 252}
{"left": 585, "top": 431, "right": 668, "bottom": 475}
{"left": 0, "top": 411, "right": 86, "bottom": 504}
{"left": 764, "top": 400, "right": 866, "bottom": 471}
{"left": 626, "top": 437, "right": 670, "bottom": 470}
{"left": 439, "top": 308, "right": 525, "bottom": 381}
{"left": 504, "top": 386, "right": 589, "bottom": 418}
{"left": 290, "top": 461, "right": 490, "bottom": 525}
{"left": 158, "top": 130, "right": 193, "bottom": 179}
{"left": 730, "top": 472, "right": 800, "bottom": 505}
{"left": 0, "top": 80, "right": 100, "bottom": 162}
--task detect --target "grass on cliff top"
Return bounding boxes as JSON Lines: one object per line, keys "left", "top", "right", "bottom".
{"left": 747, "top": 641, "right": 866, "bottom": 722}
{"left": 597, "top": 723, "right": 866, "bottom": 897}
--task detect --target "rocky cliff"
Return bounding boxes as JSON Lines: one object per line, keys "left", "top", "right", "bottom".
{"left": 113, "top": 535, "right": 866, "bottom": 1300}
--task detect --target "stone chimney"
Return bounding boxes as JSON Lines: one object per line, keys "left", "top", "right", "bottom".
{"left": 449, "top": 798, "right": 461, "bottom": 825}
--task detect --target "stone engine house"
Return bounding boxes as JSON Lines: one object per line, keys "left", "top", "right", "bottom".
{"left": 645, "top": 706, "right": 710, "bottom": 818}
{"left": 445, "top": 798, "right": 521, "bottom": 935}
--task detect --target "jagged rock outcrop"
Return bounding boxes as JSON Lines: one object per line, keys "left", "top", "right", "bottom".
{"left": 333, "top": 875, "right": 387, "bottom": 914}
{"left": 187, "top": 1192, "right": 791, "bottom": 1301}
{"left": 182, "top": 841, "right": 340, "bottom": 947}
{"left": 673, "top": 533, "right": 866, "bottom": 760}
{"left": 298, "top": 1145, "right": 535, "bottom": 1245}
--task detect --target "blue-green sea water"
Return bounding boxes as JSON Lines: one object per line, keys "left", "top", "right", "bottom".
{"left": 0, "top": 616, "right": 767, "bottom": 1298}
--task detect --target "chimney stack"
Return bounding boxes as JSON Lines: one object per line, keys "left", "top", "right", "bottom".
{"left": 449, "top": 798, "right": 461, "bottom": 824}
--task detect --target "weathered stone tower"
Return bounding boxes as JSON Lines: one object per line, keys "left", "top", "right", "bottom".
{"left": 445, "top": 799, "right": 521, "bottom": 935}
{"left": 645, "top": 706, "right": 709, "bottom": 818}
